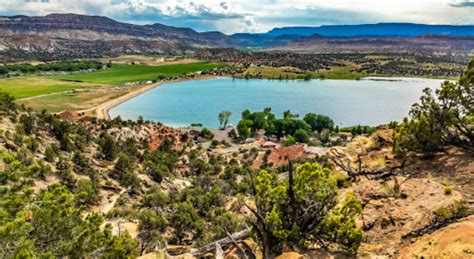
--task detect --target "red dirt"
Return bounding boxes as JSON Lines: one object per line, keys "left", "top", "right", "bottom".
{"left": 267, "top": 145, "right": 310, "bottom": 167}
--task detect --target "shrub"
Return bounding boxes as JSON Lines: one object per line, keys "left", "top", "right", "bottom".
{"left": 284, "top": 136, "right": 296, "bottom": 146}
{"left": 210, "top": 139, "right": 220, "bottom": 148}
{"left": 294, "top": 129, "right": 309, "bottom": 143}
{"left": 200, "top": 128, "right": 214, "bottom": 140}
{"left": 444, "top": 186, "right": 452, "bottom": 195}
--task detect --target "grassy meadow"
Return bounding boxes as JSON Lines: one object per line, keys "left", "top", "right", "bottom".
{"left": 0, "top": 76, "right": 106, "bottom": 99}
{"left": 54, "top": 62, "right": 226, "bottom": 85}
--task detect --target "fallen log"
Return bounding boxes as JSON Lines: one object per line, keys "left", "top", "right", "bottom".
{"left": 190, "top": 228, "right": 251, "bottom": 257}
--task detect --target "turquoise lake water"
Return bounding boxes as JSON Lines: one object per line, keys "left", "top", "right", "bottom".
{"left": 109, "top": 77, "right": 443, "bottom": 128}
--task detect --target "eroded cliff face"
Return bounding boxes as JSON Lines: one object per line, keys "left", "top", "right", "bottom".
{"left": 321, "top": 129, "right": 473, "bottom": 257}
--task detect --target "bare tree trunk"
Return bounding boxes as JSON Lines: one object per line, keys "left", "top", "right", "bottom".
{"left": 262, "top": 235, "right": 273, "bottom": 259}
{"left": 215, "top": 242, "right": 224, "bottom": 259}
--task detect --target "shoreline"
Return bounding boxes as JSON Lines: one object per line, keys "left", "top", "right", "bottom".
{"left": 92, "top": 75, "right": 220, "bottom": 120}
{"left": 89, "top": 74, "right": 445, "bottom": 121}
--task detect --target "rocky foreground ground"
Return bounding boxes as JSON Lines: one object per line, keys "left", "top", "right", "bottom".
{"left": 136, "top": 128, "right": 474, "bottom": 258}
{"left": 1, "top": 104, "right": 472, "bottom": 258}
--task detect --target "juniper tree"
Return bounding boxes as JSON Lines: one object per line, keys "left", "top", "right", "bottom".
{"left": 241, "top": 162, "right": 363, "bottom": 257}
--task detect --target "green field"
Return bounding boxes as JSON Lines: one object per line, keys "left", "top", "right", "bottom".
{"left": 0, "top": 76, "right": 105, "bottom": 99}
{"left": 54, "top": 62, "right": 226, "bottom": 85}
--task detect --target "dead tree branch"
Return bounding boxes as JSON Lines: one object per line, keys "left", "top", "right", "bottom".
{"left": 189, "top": 229, "right": 251, "bottom": 257}
{"left": 329, "top": 148, "right": 408, "bottom": 182}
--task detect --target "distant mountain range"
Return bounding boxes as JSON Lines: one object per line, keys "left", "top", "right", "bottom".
{"left": 266, "top": 23, "right": 474, "bottom": 37}
{"left": 0, "top": 13, "right": 473, "bottom": 61}
{"left": 231, "top": 23, "right": 474, "bottom": 47}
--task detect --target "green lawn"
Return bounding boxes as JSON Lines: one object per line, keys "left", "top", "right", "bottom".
{"left": 0, "top": 76, "right": 104, "bottom": 99}
{"left": 54, "top": 62, "right": 226, "bottom": 85}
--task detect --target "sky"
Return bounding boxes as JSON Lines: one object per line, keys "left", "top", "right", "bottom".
{"left": 0, "top": 0, "right": 473, "bottom": 34}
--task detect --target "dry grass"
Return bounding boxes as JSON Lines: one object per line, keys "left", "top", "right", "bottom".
{"left": 16, "top": 87, "right": 137, "bottom": 112}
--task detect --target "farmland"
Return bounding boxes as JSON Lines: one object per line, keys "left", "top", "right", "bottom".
{"left": 54, "top": 62, "right": 226, "bottom": 85}
{"left": 16, "top": 87, "right": 132, "bottom": 113}
{"left": 0, "top": 76, "right": 105, "bottom": 99}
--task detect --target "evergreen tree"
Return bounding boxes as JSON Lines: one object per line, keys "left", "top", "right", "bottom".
{"left": 242, "top": 162, "right": 363, "bottom": 257}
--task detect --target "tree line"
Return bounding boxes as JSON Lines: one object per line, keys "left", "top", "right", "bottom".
{"left": 0, "top": 60, "right": 104, "bottom": 75}
{"left": 236, "top": 108, "right": 335, "bottom": 144}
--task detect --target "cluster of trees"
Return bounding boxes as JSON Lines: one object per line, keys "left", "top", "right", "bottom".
{"left": 134, "top": 153, "right": 254, "bottom": 253}
{"left": 0, "top": 95, "right": 163, "bottom": 257}
{"left": 0, "top": 60, "right": 103, "bottom": 75}
{"left": 394, "top": 59, "right": 473, "bottom": 157}
{"left": 0, "top": 99, "right": 139, "bottom": 257}
{"left": 236, "top": 108, "right": 334, "bottom": 144}
{"left": 0, "top": 185, "right": 139, "bottom": 257}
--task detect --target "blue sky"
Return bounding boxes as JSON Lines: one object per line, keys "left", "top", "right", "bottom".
{"left": 2, "top": 0, "right": 473, "bottom": 34}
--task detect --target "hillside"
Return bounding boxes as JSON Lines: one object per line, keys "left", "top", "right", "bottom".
{"left": 0, "top": 13, "right": 231, "bottom": 46}
{"left": 0, "top": 14, "right": 232, "bottom": 61}
{"left": 270, "top": 34, "right": 474, "bottom": 55}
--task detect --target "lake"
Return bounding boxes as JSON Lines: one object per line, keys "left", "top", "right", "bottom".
{"left": 109, "top": 77, "right": 444, "bottom": 128}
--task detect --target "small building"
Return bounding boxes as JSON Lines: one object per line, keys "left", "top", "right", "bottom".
{"left": 261, "top": 141, "right": 277, "bottom": 149}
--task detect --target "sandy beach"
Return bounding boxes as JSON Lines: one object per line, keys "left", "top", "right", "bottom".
{"left": 94, "top": 82, "right": 162, "bottom": 120}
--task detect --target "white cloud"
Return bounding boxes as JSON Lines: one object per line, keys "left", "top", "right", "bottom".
{"left": 0, "top": 0, "right": 472, "bottom": 33}
{"left": 0, "top": 0, "right": 109, "bottom": 16}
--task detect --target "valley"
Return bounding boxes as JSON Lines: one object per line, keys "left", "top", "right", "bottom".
{"left": 0, "top": 11, "right": 472, "bottom": 259}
